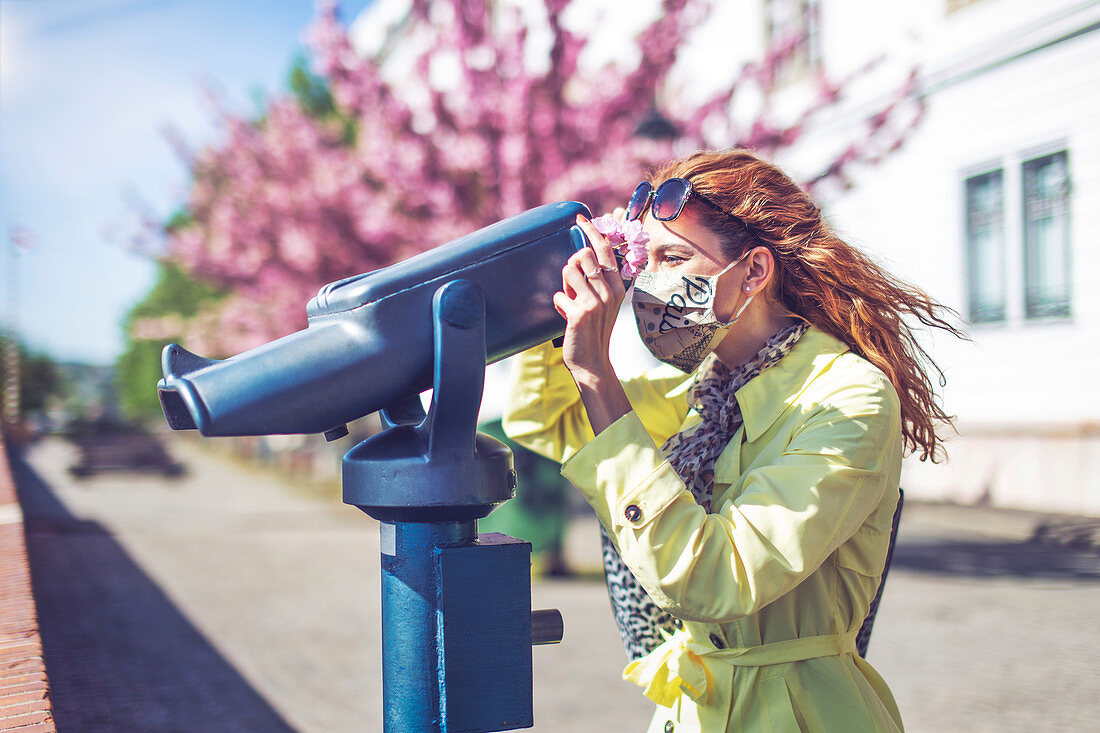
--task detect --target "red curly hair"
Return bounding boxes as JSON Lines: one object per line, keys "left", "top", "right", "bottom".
{"left": 648, "top": 148, "right": 963, "bottom": 462}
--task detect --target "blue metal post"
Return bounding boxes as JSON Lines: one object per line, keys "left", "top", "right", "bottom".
{"left": 380, "top": 520, "right": 476, "bottom": 732}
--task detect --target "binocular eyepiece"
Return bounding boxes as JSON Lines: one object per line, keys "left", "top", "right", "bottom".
{"left": 158, "top": 201, "right": 591, "bottom": 437}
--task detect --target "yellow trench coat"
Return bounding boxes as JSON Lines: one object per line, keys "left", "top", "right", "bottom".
{"left": 503, "top": 327, "right": 905, "bottom": 732}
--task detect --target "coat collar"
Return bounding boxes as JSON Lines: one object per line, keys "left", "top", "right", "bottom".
{"left": 734, "top": 326, "right": 850, "bottom": 443}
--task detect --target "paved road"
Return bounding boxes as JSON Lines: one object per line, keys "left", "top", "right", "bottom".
{"left": 12, "top": 437, "right": 1100, "bottom": 732}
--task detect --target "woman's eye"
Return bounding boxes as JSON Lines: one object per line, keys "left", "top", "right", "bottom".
{"left": 663, "top": 254, "right": 687, "bottom": 265}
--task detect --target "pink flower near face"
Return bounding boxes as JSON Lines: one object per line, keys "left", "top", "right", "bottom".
{"left": 586, "top": 213, "right": 649, "bottom": 278}
{"left": 620, "top": 244, "right": 648, "bottom": 278}
{"left": 619, "top": 218, "right": 644, "bottom": 244}
{"left": 590, "top": 214, "right": 626, "bottom": 245}
{"left": 618, "top": 218, "right": 649, "bottom": 277}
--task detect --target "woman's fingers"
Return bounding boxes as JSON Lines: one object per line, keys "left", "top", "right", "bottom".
{"left": 552, "top": 291, "right": 572, "bottom": 320}
{"left": 564, "top": 249, "right": 594, "bottom": 298}
{"left": 575, "top": 214, "right": 619, "bottom": 273}
{"left": 567, "top": 261, "right": 621, "bottom": 309}
{"left": 562, "top": 260, "right": 593, "bottom": 299}
{"left": 562, "top": 265, "right": 577, "bottom": 299}
{"left": 565, "top": 249, "right": 611, "bottom": 297}
{"left": 567, "top": 247, "right": 603, "bottom": 277}
{"left": 560, "top": 215, "right": 628, "bottom": 317}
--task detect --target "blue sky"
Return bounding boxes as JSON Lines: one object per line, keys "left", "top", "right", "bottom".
{"left": 0, "top": 0, "right": 372, "bottom": 365}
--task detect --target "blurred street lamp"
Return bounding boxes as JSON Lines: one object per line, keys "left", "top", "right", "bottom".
{"left": 633, "top": 105, "right": 680, "bottom": 141}
{"left": 4, "top": 227, "right": 32, "bottom": 425}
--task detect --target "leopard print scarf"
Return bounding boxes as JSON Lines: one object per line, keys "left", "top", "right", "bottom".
{"left": 600, "top": 321, "right": 809, "bottom": 661}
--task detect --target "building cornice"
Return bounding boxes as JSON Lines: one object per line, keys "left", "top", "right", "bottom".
{"left": 925, "top": 0, "right": 1100, "bottom": 93}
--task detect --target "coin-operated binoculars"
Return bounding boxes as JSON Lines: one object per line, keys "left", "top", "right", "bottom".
{"left": 158, "top": 202, "right": 590, "bottom": 732}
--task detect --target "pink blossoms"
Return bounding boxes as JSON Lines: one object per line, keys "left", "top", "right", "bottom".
{"left": 590, "top": 215, "right": 649, "bottom": 278}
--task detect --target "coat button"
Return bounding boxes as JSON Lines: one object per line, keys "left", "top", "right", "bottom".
{"left": 624, "top": 504, "right": 642, "bottom": 522}
{"left": 709, "top": 633, "right": 725, "bottom": 649}
{"left": 664, "top": 721, "right": 675, "bottom": 733}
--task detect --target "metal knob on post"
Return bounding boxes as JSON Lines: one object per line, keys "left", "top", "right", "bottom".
{"left": 531, "top": 609, "right": 564, "bottom": 646}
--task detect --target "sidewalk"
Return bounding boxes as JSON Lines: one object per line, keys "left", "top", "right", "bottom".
{"left": 892, "top": 499, "right": 1100, "bottom": 545}
{"left": 15, "top": 437, "right": 652, "bottom": 732}
{"left": 13, "top": 436, "right": 1100, "bottom": 732}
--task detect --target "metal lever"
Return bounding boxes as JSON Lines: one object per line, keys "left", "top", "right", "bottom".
{"left": 531, "top": 609, "right": 564, "bottom": 645}
{"left": 423, "top": 279, "right": 485, "bottom": 461}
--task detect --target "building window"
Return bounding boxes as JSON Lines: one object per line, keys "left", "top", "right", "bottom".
{"left": 964, "top": 170, "right": 1006, "bottom": 323}
{"left": 961, "top": 148, "right": 1072, "bottom": 325}
{"left": 764, "top": 0, "right": 822, "bottom": 81}
{"left": 1022, "top": 151, "right": 1072, "bottom": 319}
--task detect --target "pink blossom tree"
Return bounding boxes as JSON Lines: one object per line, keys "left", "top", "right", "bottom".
{"left": 149, "top": 0, "right": 923, "bottom": 356}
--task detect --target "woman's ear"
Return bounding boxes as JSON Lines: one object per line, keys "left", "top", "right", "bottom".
{"left": 743, "top": 246, "right": 775, "bottom": 293}
{"left": 713, "top": 246, "right": 773, "bottom": 321}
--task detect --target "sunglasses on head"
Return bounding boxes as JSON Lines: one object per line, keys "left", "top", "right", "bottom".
{"left": 626, "top": 177, "right": 743, "bottom": 229}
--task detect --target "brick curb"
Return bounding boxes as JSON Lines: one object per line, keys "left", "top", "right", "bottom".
{"left": 0, "top": 434, "right": 54, "bottom": 732}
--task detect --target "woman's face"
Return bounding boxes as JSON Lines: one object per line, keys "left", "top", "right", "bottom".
{"left": 639, "top": 207, "right": 731, "bottom": 277}
{"left": 639, "top": 206, "right": 757, "bottom": 324}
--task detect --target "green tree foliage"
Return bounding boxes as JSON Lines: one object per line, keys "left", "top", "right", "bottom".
{"left": 287, "top": 52, "right": 356, "bottom": 145}
{"left": 116, "top": 260, "right": 226, "bottom": 418}
{"left": 288, "top": 52, "right": 336, "bottom": 119}
{"left": 0, "top": 336, "right": 60, "bottom": 415}
{"left": 20, "top": 351, "right": 59, "bottom": 413}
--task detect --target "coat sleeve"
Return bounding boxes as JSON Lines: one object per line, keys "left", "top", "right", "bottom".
{"left": 560, "top": 368, "right": 902, "bottom": 623}
{"left": 501, "top": 341, "right": 691, "bottom": 464}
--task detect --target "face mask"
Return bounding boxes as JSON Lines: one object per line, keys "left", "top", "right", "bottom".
{"left": 631, "top": 262, "right": 753, "bottom": 373}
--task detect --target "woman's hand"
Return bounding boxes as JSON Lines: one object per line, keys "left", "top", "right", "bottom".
{"left": 554, "top": 214, "right": 633, "bottom": 434}
{"left": 555, "top": 214, "right": 626, "bottom": 377}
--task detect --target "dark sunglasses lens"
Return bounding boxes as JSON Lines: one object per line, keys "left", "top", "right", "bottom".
{"left": 626, "top": 182, "right": 652, "bottom": 221}
{"left": 652, "top": 179, "right": 692, "bottom": 221}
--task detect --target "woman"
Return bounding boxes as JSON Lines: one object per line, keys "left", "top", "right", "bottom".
{"left": 503, "top": 149, "right": 960, "bottom": 732}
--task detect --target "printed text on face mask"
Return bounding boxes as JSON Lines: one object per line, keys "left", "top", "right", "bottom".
{"left": 658, "top": 276, "right": 712, "bottom": 333}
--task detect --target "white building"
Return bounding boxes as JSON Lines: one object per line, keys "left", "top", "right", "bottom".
{"left": 352, "top": 0, "right": 1100, "bottom": 516}
{"left": 788, "top": 0, "right": 1100, "bottom": 516}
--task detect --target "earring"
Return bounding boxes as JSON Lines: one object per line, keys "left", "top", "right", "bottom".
{"left": 744, "top": 286, "right": 751, "bottom": 293}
